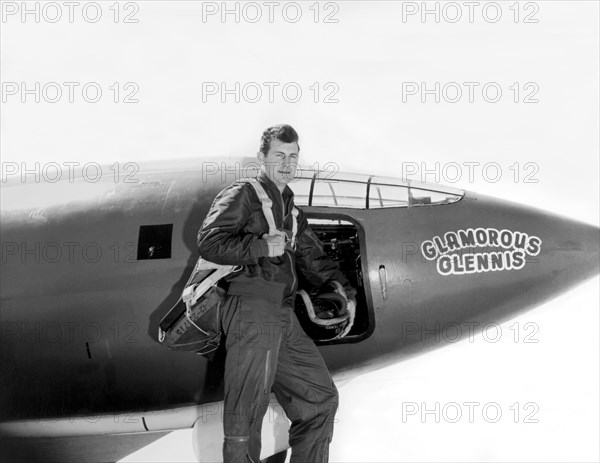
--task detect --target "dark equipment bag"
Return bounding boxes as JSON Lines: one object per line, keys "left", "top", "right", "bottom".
{"left": 158, "top": 258, "right": 239, "bottom": 354}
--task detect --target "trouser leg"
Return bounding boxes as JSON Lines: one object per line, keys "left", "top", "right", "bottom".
{"left": 221, "top": 295, "right": 282, "bottom": 463}
{"left": 272, "top": 311, "right": 339, "bottom": 463}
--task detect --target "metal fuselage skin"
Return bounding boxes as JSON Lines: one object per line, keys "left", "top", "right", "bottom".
{"left": 1, "top": 158, "right": 598, "bottom": 424}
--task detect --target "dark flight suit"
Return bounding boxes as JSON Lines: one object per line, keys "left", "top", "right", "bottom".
{"left": 198, "top": 171, "right": 356, "bottom": 463}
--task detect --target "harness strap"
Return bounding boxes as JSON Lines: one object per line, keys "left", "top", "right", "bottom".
{"left": 246, "top": 178, "right": 298, "bottom": 246}
{"left": 246, "top": 179, "right": 277, "bottom": 235}
{"left": 290, "top": 206, "right": 299, "bottom": 249}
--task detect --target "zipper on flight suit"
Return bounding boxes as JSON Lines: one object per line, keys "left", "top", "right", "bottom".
{"left": 277, "top": 187, "right": 298, "bottom": 294}
{"left": 286, "top": 250, "right": 297, "bottom": 294}
{"left": 263, "top": 349, "right": 271, "bottom": 394}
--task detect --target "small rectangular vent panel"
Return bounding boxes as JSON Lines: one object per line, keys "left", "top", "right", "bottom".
{"left": 137, "top": 224, "right": 173, "bottom": 260}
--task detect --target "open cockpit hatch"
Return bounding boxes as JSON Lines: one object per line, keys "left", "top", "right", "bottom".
{"left": 297, "top": 216, "right": 373, "bottom": 345}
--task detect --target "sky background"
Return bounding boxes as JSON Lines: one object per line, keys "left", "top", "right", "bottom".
{"left": 1, "top": 1, "right": 598, "bottom": 461}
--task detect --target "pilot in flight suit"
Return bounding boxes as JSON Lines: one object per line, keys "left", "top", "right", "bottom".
{"left": 197, "top": 124, "right": 356, "bottom": 463}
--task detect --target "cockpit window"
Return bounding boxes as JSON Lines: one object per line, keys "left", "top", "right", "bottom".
{"left": 312, "top": 179, "right": 366, "bottom": 208}
{"left": 369, "top": 183, "right": 409, "bottom": 208}
{"left": 369, "top": 181, "right": 463, "bottom": 208}
{"left": 407, "top": 186, "right": 463, "bottom": 206}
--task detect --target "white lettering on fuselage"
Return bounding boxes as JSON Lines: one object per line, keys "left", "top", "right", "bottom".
{"left": 421, "top": 228, "right": 542, "bottom": 276}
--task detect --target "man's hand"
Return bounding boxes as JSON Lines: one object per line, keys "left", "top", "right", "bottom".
{"left": 262, "top": 231, "right": 286, "bottom": 257}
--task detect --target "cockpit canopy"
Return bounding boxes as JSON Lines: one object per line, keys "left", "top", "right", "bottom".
{"left": 290, "top": 170, "right": 465, "bottom": 209}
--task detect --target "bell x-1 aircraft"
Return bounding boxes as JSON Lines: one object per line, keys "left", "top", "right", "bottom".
{"left": 0, "top": 157, "right": 598, "bottom": 462}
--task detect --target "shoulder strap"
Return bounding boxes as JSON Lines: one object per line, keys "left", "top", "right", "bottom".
{"left": 245, "top": 178, "right": 277, "bottom": 235}
{"left": 246, "top": 178, "right": 299, "bottom": 249}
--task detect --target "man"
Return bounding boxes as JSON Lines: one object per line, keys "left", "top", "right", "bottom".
{"left": 197, "top": 124, "right": 356, "bottom": 463}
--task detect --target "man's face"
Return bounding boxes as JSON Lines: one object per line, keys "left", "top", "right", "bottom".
{"left": 259, "top": 139, "right": 299, "bottom": 188}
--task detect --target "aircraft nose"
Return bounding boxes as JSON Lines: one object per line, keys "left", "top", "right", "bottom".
{"left": 544, "top": 215, "right": 599, "bottom": 281}
{"left": 465, "top": 193, "right": 599, "bottom": 306}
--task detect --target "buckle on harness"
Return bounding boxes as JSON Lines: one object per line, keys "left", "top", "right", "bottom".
{"left": 282, "top": 229, "right": 296, "bottom": 252}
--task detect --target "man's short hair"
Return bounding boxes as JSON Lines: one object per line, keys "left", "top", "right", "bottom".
{"left": 259, "top": 124, "right": 300, "bottom": 155}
